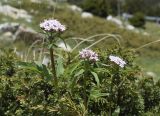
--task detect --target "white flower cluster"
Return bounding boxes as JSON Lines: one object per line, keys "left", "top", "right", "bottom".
{"left": 79, "top": 49, "right": 99, "bottom": 62}
{"left": 40, "top": 19, "right": 66, "bottom": 32}
{"left": 109, "top": 55, "right": 126, "bottom": 68}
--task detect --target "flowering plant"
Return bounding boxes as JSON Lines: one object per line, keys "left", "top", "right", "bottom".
{"left": 79, "top": 49, "right": 99, "bottom": 62}
{"left": 40, "top": 19, "right": 66, "bottom": 88}
{"left": 9, "top": 17, "right": 159, "bottom": 116}
{"left": 40, "top": 19, "right": 66, "bottom": 32}
{"left": 109, "top": 55, "right": 126, "bottom": 68}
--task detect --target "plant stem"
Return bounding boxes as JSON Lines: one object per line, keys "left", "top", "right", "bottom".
{"left": 109, "top": 76, "right": 113, "bottom": 116}
{"left": 83, "top": 76, "right": 87, "bottom": 110}
{"left": 49, "top": 48, "right": 58, "bottom": 86}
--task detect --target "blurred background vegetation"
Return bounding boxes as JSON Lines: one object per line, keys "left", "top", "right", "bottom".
{"left": 0, "top": 0, "right": 160, "bottom": 77}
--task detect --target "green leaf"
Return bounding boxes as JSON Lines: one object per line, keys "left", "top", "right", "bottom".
{"left": 90, "top": 88, "right": 109, "bottom": 100}
{"left": 94, "top": 68, "right": 110, "bottom": 74}
{"left": 18, "top": 61, "right": 41, "bottom": 73}
{"left": 70, "top": 62, "right": 82, "bottom": 75}
{"left": 18, "top": 61, "right": 52, "bottom": 81}
{"left": 91, "top": 71, "right": 100, "bottom": 87}
{"left": 56, "top": 57, "right": 64, "bottom": 77}
{"left": 71, "top": 69, "right": 84, "bottom": 90}
{"left": 41, "top": 64, "right": 52, "bottom": 81}
{"left": 48, "top": 43, "right": 58, "bottom": 49}
{"left": 74, "top": 69, "right": 84, "bottom": 77}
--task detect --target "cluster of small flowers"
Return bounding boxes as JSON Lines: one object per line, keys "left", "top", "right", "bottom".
{"left": 40, "top": 19, "right": 66, "bottom": 32}
{"left": 109, "top": 55, "right": 126, "bottom": 68}
{"left": 79, "top": 49, "right": 99, "bottom": 62}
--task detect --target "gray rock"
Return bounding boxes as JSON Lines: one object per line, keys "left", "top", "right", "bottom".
{"left": 69, "top": 5, "right": 82, "bottom": 12}
{"left": 146, "top": 71, "right": 156, "bottom": 78}
{"left": 58, "top": 42, "right": 72, "bottom": 52}
{"left": 42, "top": 56, "right": 50, "bottom": 66}
{"left": 0, "top": 5, "right": 32, "bottom": 21}
{"left": 126, "top": 24, "right": 135, "bottom": 30}
{"left": 0, "top": 23, "right": 20, "bottom": 33}
{"left": 0, "top": 22, "right": 43, "bottom": 44}
{"left": 81, "top": 12, "right": 93, "bottom": 18}
{"left": 14, "top": 26, "right": 43, "bottom": 44}
{"left": 106, "top": 15, "right": 122, "bottom": 27}
{"left": 0, "top": 32, "right": 13, "bottom": 41}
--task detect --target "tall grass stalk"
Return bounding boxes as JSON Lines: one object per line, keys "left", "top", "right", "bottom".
{"left": 135, "top": 39, "right": 160, "bottom": 50}
{"left": 25, "top": 40, "right": 41, "bottom": 61}
{"left": 71, "top": 33, "right": 122, "bottom": 53}
{"left": 71, "top": 34, "right": 121, "bottom": 62}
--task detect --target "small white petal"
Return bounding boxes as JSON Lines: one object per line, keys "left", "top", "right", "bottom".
{"left": 109, "top": 55, "right": 126, "bottom": 68}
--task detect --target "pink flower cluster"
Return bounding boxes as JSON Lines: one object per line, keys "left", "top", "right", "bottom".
{"left": 79, "top": 49, "right": 99, "bottom": 62}
{"left": 109, "top": 55, "right": 126, "bottom": 68}
{"left": 40, "top": 19, "right": 66, "bottom": 32}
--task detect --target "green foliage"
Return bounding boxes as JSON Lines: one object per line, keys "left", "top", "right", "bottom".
{"left": 129, "top": 12, "right": 146, "bottom": 28}
{"left": 0, "top": 47, "right": 160, "bottom": 115}
{"left": 0, "top": 49, "right": 17, "bottom": 77}
{"left": 82, "top": 0, "right": 118, "bottom": 17}
{"left": 124, "top": 0, "right": 160, "bottom": 16}
{"left": 0, "top": 2, "right": 159, "bottom": 113}
{"left": 139, "top": 78, "right": 160, "bottom": 113}
{"left": 124, "top": 0, "right": 145, "bottom": 14}
{"left": 18, "top": 61, "right": 52, "bottom": 81}
{"left": 82, "top": 0, "right": 108, "bottom": 17}
{"left": 67, "top": 0, "right": 84, "bottom": 5}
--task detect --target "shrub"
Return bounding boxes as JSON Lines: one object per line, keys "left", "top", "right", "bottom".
{"left": 0, "top": 49, "right": 17, "bottom": 77}
{"left": 129, "top": 12, "right": 146, "bottom": 28}
{"left": 0, "top": 47, "right": 144, "bottom": 115}
{"left": 139, "top": 77, "right": 160, "bottom": 113}
{"left": 81, "top": 0, "right": 118, "bottom": 17}
{"left": 0, "top": 18, "right": 160, "bottom": 115}
{"left": 82, "top": 0, "right": 108, "bottom": 17}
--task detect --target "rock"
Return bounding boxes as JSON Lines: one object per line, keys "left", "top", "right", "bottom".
{"left": 107, "top": 15, "right": 113, "bottom": 20}
{"left": 30, "top": 0, "right": 42, "bottom": 3}
{"left": 31, "top": 0, "right": 57, "bottom": 6}
{"left": 0, "top": 32, "right": 13, "bottom": 41}
{"left": 3, "top": 32, "right": 13, "bottom": 38}
{"left": 42, "top": 56, "right": 50, "bottom": 66}
{"left": 81, "top": 12, "right": 93, "bottom": 18}
{"left": 14, "top": 26, "right": 43, "bottom": 44}
{"left": 143, "top": 32, "right": 150, "bottom": 36}
{"left": 69, "top": 5, "right": 82, "bottom": 12}
{"left": 0, "top": 23, "right": 20, "bottom": 33}
{"left": 58, "top": 42, "right": 72, "bottom": 52}
{"left": 146, "top": 71, "right": 156, "bottom": 78}
{"left": 106, "top": 15, "right": 122, "bottom": 27}
{"left": 0, "top": 5, "right": 32, "bottom": 21}
{"left": 0, "top": 22, "right": 43, "bottom": 44}
{"left": 126, "top": 24, "right": 135, "bottom": 30}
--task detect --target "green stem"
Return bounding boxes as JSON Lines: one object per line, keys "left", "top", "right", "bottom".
{"left": 83, "top": 76, "right": 87, "bottom": 110}
{"left": 49, "top": 48, "right": 58, "bottom": 87}
{"left": 109, "top": 76, "right": 113, "bottom": 116}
